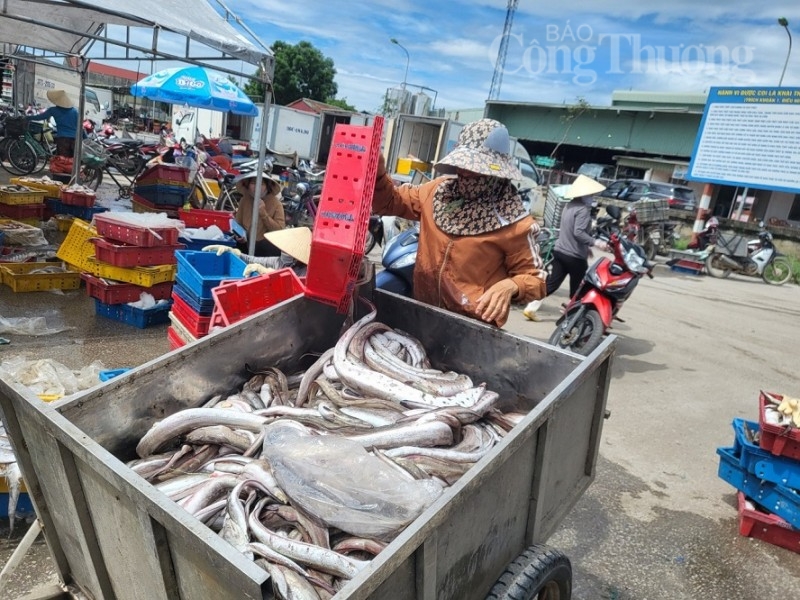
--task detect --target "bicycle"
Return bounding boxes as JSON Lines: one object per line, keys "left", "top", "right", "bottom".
{"left": 187, "top": 157, "right": 241, "bottom": 212}
{"left": 0, "top": 115, "right": 41, "bottom": 175}
{"left": 536, "top": 226, "right": 558, "bottom": 275}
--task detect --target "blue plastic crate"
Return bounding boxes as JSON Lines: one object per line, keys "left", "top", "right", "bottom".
{"left": 1, "top": 491, "right": 34, "bottom": 518}
{"left": 172, "top": 281, "right": 215, "bottom": 315}
{"left": 45, "top": 198, "right": 108, "bottom": 220}
{"left": 717, "top": 445, "right": 800, "bottom": 529}
{"left": 94, "top": 299, "right": 172, "bottom": 328}
{"left": 135, "top": 184, "right": 190, "bottom": 207}
{"left": 177, "top": 234, "right": 236, "bottom": 252}
{"left": 732, "top": 419, "right": 800, "bottom": 490}
{"left": 99, "top": 368, "right": 131, "bottom": 382}
{"left": 174, "top": 250, "right": 246, "bottom": 300}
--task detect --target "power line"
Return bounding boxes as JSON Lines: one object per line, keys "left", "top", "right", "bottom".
{"left": 488, "top": 0, "right": 518, "bottom": 100}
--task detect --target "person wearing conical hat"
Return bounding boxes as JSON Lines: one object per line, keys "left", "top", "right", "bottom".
{"left": 27, "top": 90, "right": 79, "bottom": 157}
{"left": 203, "top": 226, "right": 311, "bottom": 277}
{"left": 372, "top": 118, "right": 547, "bottom": 328}
{"left": 523, "top": 174, "right": 608, "bottom": 321}
{"left": 230, "top": 171, "right": 286, "bottom": 257}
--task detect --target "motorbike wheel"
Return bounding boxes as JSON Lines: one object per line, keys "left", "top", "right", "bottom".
{"left": 548, "top": 308, "right": 605, "bottom": 356}
{"left": 643, "top": 235, "right": 657, "bottom": 261}
{"left": 704, "top": 253, "right": 731, "bottom": 279}
{"left": 762, "top": 256, "right": 794, "bottom": 286}
{"left": 364, "top": 230, "right": 377, "bottom": 254}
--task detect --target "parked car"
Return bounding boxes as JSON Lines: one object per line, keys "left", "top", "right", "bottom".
{"left": 598, "top": 179, "right": 697, "bottom": 211}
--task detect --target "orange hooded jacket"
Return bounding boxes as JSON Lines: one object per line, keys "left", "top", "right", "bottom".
{"left": 373, "top": 174, "right": 546, "bottom": 327}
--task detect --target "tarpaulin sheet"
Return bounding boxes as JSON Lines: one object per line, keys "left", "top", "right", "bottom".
{"left": 0, "top": 0, "right": 270, "bottom": 64}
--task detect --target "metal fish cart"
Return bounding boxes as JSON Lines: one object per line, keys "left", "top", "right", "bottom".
{"left": 0, "top": 290, "right": 614, "bottom": 600}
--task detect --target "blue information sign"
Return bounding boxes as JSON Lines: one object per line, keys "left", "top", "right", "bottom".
{"left": 687, "top": 86, "right": 800, "bottom": 193}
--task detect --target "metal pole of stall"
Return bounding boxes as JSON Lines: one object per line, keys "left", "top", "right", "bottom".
{"left": 248, "top": 61, "right": 273, "bottom": 256}
{"left": 71, "top": 57, "right": 89, "bottom": 183}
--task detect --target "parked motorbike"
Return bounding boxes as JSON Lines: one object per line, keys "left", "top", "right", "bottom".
{"left": 687, "top": 216, "right": 719, "bottom": 252}
{"left": 84, "top": 119, "right": 146, "bottom": 177}
{"left": 375, "top": 222, "right": 419, "bottom": 296}
{"left": 705, "top": 221, "right": 793, "bottom": 285}
{"left": 548, "top": 232, "right": 654, "bottom": 355}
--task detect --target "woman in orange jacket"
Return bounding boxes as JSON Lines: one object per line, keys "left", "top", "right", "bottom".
{"left": 372, "top": 118, "right": 546, "bottom": 328}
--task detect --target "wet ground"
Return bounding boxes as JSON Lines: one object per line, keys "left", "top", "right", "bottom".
{"left": 1, "top": 171, "right": 800, "bottom": 598}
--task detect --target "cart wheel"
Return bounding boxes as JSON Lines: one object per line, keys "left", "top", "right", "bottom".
{"left": 486, "top": 544, "right": 571, "bottom": 600}
{"left": 119, "top": 186, "right": 132, "bottom": 199}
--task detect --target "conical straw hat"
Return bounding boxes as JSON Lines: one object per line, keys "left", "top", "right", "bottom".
{"left": 562, "top": 174, "right": 606, "bottom": 200}
{"left": 46, "top": 90, "right": 73, "bottom": 108}
{"left": 263, "top": 227, "right": 312, "bottom": 264}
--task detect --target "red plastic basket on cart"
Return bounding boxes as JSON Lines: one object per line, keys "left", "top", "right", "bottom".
{"left": 210, "top": 268, "right": 305, "bottom": 328}
{"left": 304, "top": 116, "right": 383, "bottom": 313}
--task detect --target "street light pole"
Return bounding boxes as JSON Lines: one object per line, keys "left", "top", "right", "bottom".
{"left": 779, "top": 17, "right": 792, "bottom": 87}
{"left": 390, "top": 38, "right": 410, "bottom": 114}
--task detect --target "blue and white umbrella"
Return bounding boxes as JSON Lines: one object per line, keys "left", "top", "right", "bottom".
{"left": 131, "top": 66, "right": 258, "bottom": 116}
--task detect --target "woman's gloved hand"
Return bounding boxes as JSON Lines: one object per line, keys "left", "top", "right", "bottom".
{"left": 202, "top": 245, "right": 241, "bottom": 257}
{"left": 244, "top": 264, "right": 275, "bottom": 277}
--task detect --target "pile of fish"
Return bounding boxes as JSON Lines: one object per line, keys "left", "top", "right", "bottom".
{"left": 130, "top": 306, "right": 525, "bottom": 599}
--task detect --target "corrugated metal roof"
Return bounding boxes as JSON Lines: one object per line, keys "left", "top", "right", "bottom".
{"left": 485, "top": 103, "right": 702, "bottom": 158}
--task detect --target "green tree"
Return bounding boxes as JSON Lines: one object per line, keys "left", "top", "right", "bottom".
{"left": 245, "top": 41, "right": 337, "bottom": 106}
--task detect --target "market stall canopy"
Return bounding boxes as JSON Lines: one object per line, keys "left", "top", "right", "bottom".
{"left": 0, "top": 0, "right": 270, "bottom": 65}
{"left": 132, "top": 67, "right": 258, "bottom": 116}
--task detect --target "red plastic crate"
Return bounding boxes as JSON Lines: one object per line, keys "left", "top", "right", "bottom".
{"left": 178, "top": 208, "right": 234, "bottom": 231}
{"left": 0, "top": 202, "right": 45, "bottom": 220}
{"left": 167, "top": 326, "right": 186, "bottom": 350}
{"left": 304, "top": 117, "right": 383, "bottom": 313}
{"left": 136, "top": 163, "right": 191, "bottom": 186}
{"left": 81, "top": 274, "right": 173, "bottom": 304}
{"left": 170, "top": 289, "right": 212, "bottom": 337}
{"left": 758, "top": 391, "right": 800, "bottom": 460}
{"left": 60, "top": 190, "right": 96, "bottom": 207}
{"left": 94, "top": 213, "right": 181, "bottom": 247}
{"left": 91, "top": 237, "right": 183, "bottom": 268}
{"left": 210, "top": 268, "right": 305, "bottom": 328}
{"left": 737, "top": 492, "right": 800, "bottom": 553}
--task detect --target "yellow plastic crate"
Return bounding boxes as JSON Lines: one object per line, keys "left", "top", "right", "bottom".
{"left": 55, "top": 214, "right": 76, "bottom": 232}
{"left": 10, "top": 177, "right": 64, "bottom": 198}
{"left": 85, "top": 255, "right": 176, "bottom": 287}
{"left": 0, "top": 185, "right": 46, "bottom": 205}
{"left": 56, "top": 218, "right": 98, "bottom": 272}
{"left": 0, "top": 262, "right": 82, "bottom": 292}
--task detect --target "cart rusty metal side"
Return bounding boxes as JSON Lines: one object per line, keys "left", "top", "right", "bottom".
{"left": 0, "top": 291, "right": 614, "bottom": 600}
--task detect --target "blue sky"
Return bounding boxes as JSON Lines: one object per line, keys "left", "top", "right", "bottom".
{"left": 224, "top": 1, "right": 800, "bottom": 113}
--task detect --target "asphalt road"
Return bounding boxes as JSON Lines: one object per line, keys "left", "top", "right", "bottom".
{"left": 1, "top": 239, "right": 800, "bottom": 597}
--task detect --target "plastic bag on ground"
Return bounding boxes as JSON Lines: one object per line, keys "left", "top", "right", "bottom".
{"left": 0, "top": 356, "right": 106, "bottom": 398}
{"left": 0, "top": 315, "right": 73, "bottom": 336}
{"left": 263, "top": 423, "right": 443, "bottom": 541}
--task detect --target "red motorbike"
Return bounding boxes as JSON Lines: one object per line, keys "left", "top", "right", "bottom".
{"left": 548, "top": 233, "right": 654, "bottom": 355}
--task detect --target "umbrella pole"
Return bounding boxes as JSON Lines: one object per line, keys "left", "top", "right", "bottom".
{"left": 248, "top": 71, "right": 273, "bottom": 256}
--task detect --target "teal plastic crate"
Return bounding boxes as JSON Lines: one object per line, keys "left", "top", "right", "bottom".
{"left": 174, "top": 250, "right": 246, "bottom": 300}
